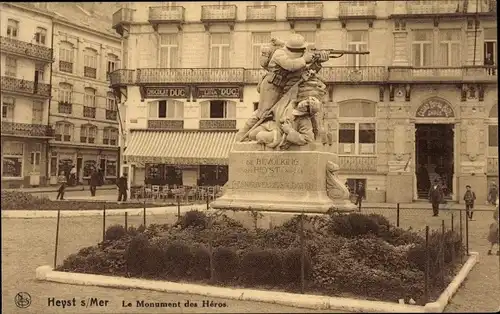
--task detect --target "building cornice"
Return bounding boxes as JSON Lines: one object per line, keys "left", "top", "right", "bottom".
{"left": 1, "top": 2, "right": 55, "bottom": 19}
{"left": 53, "top": 19, "right": 121, "bottom": 43}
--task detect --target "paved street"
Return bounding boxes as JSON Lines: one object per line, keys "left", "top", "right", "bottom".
{"left": 2, "top": 207, "right": 499, "bottom": 313}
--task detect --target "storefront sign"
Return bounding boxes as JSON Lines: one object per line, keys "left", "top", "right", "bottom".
{"left": 144, "top": 86, "right": 189, "bottom": 99}
{"left": 416, "top": 99, "right": 455, "bottom": 118}
{"left": 195, "top": 86, "right": 241, "bottom": 99}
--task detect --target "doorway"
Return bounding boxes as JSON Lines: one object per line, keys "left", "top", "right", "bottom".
{"left": 415, "top": 124, "right": 454, "bottom": 199}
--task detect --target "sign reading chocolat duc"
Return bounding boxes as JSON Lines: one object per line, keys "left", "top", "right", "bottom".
{"left": 145, "top": 87, "right": 189, "bottom": 98}
{"left": 196, "top": 86, "right": 241, "bottom": 99}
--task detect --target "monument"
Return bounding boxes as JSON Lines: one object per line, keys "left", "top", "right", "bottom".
{"left": 211, "top": 34, "right": 368, "bottom": 213}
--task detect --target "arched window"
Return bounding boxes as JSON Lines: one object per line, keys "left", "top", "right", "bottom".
{"left": 148, "top": 100, "right": 184, "bottom": 119}
{"left": 80, "top": 124, "right": 97, "bottom": 144}
{"left": 83, "top": 87, "right": 96, "bottom": 118}
{"left": 84, "top": 48, "right": 98, "bottom": 78}
{"left": 338, "top": 100, "right": 376, "bottom": 155}
{"left": 55, "top": 122, "right": 74, "bottom": 142}
{"left": 59, "top": 41, "right": 74, "bottom": 73}
{"left": 106, "top": 91, "right": 117, "bottom": 120}
{"left": 103, "top": 127, "right": 118, "bottom": 145}
{"left": 58, "top": 83, "right": 73, "bottom": 114}
{"left": 488, "top": 104, "right": 498, "bottom": 157}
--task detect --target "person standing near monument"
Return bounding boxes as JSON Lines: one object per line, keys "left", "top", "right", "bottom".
{"left": 56, "top": 171, "right": 67, "bottom": 200}
{"left": 463, "top": 185, "right": 476, "bottom": 220}
{"left": 428, "top": 179, "right": 444, "bottom": 217}
{"left": 488, "top": 182, "right": 498, "bottom": 205}
{"left": 116, "top": 174, "right": 128, "bottom": 202}
{"left": 89, "top": 168, "right": 99, "bottom": 197}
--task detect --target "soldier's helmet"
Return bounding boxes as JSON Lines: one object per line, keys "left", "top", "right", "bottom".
{"left": 292, "top": 96, "right": 321, "bottom": 116}
{"left": 285, "top": 34, "right": 307, "bottom": 50}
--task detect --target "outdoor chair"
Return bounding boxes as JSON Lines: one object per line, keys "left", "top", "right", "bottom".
{"left": 151, "top": 185, "right": 161, "bottom": 199}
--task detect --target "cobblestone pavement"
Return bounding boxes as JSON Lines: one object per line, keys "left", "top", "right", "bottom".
{"left": 2, "top": 208, "right": 499, "bottom": 313}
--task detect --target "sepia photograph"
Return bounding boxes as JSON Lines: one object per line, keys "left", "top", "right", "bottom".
{"left": 1, "top": 1, "right": 499, "bottom": 313}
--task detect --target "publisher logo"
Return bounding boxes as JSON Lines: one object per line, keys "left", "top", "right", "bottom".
{"left": 15, "top": 292, "right": 31, "bottom": 308}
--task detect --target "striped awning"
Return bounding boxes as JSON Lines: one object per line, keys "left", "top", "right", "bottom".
{"left": 124, "top": 130, "right": 237, "bottom": 166}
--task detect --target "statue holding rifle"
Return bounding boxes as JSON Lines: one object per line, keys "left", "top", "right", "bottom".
{"left": 236, "top": 34, "right": 369, "bottom": 150}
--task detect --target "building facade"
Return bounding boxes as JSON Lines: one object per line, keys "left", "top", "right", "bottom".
{"left": 47, "top": 3, "right": 122, "bottom": 186}
{"left": 111, "top": 1, "right": 498, "bottom": 203}
{"left": 0, "top": 3, "right": 54, "bottom": 188}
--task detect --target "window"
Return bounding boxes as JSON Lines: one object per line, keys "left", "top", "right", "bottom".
{"left": 30, "top": 143, "right": 42, "bottom": 170}
{"left": 84, "top": 48, "right": 98, "bottom": 78}
{"left": 2, "top": 141, "right": 23, "bottom": 178}
{"left": 84, "top": 88, "right": 96, "bottom": 118}
{"left": 148, "top": 100, "right": 184, "bottom": 119}
{"left": 59, "top": 83, "right": 72, "bottom": 103}
{"left": 32, "top": 101, "right": 43, "bottom": 124}
{"left": 107, "top": 54, "right": 119, "bottom": 79}
{"left": 105, "top": 158, "right": 117, "bottom": 177}
{"left": 59, "top": 42, "right": 74, "bottom": 73}
{"left": 251, "top": 32, "right": 271, "bottom": 68}
{"left": 103, "top": 128, "right": 118, "bottom": 145}
{"left": 338, "top": 101, "right": 376, "bottom": 155}
{"left": 5, "top": 56, "right": 17, "bottom": 77}
{"left": 7, "top": 19, "right": 19, "bottom": 38}
{"left": 35, "top": 63, "right": 45, "bottom": 82}
{"left": 55, "top": 122, "right": 73, "bottom": 142}
{"left": 2, "top": 97, "right": 15, "bottom": 121}
{"left": 80, "top": 125, "right": 97, "bottom": 144}
{"left": 106, "top": 92, "right": 117, "bottom": 120}
{"left": 200, "top": 100, "right": 236, "bottom": 119}
{"left": 412, "top": 30, "right": 433, "bottom": 67}
{"left": 295, "top": 31, "right": 316, "bottom": 48}
{"left": 347, "top": 31, "right": 368, "bottom": 67}
{"left": 35, "top": 27, "right": 47, "bottom": 45}
{"left": 159, "top": 34, "right": 179, "bottom": 68}
{"left": 438, "top": 30, "right": 460, "bottom": 67}
{"left": 210, "top": 33, "right": 230, "bottom": 68}
{"left": 484, "top": 28, "right": 497, "bottom": 65}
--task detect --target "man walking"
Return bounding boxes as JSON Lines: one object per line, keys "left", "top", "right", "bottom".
{"left": 429, "top": 179, "right": 444, "bottom": 217}
{"left": 116, "top": 174, "right": 128, "bottom": 202}
{"left": 56, "top": 171, "right": 67, "bottom": 200}
{"left": 354, "top": 181, "right": 366, "bottom": 211}
{"left": 89, "top": 168, "right": 99, "bottom": 197}
{"left": 463, "top": 185, "right": 477, "bottom": 220}
{"left": 488, "top": 182, "right": 498, "bottom": 205}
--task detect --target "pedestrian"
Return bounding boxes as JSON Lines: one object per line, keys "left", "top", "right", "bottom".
{"left": 488, "top": 182, "right": 498, "bottom": 205}
{"left": 428, "top": 179, "right": 443, "bottom": 217}
{"left": 487, "top": 200, "right": 499, "bottom": 255}
{"left": 117, "top": 174, "right": 128, "bottom": 202}
{"left": 89, "top": 168, "right": 99, "bottom": 197}
{"left": 463, "top": 185, "right": 476, "bottom": 220}
{"left": 69, "top": 165, "right": 77, "bottom": 186}
{"left": 56, "top": 171, "right": 67, "bottom": 200}
{"left": 354, "top": 181, "right": 365, "bottom": 211}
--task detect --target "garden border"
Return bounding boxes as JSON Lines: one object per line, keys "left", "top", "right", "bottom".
{"left": 35, "top": 252, "right": 478, "bottom": 313}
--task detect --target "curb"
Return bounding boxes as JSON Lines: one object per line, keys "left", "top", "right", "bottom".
{"left": 35, "top": 253, "right": 479, "bottom": 313}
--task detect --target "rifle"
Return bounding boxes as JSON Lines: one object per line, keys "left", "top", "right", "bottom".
{"left": 311, "top": 48, "right": 370, "bottom": 59}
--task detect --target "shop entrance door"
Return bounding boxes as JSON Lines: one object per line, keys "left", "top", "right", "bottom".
{"left": 415, "top": 124, "right": 454, "bottom": 199}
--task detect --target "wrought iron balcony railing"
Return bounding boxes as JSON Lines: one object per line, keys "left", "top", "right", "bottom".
{"left": 84, "top": 66, "right": 97, "bottom": 79}
{"left": 136, "top": 68, "right": 245, "bottom": 84}
{"left": 112, "top": 8, "right": 134, "bottom": 29}
{"left": 83, "top": 106, "right": 96, "bottom": 118}
{"left": 339, "top": 1, "right": 376, "bottom": 18}
{"left": 147, "top": 120, "right": 184, "bottom": 130}
{"left": 338, "top": 156, "right": 377, "bottom": 172}
{"left": 244, "top": 69, "right": 267, "bottom": 84}
{"left": 199, "top": 119, "right": 237, "bottom": 130}
{"left": 201, "top": 5, "right": 237, "bottom": 22}
{"left": 0, "top": 36, "right": 53, "bottom": 62}
{"left": 58, "top": 101, "right": 72, "bottom": 114}
{"left": 319, "top": 66, "right": 388, "bottom": 83}
{"left": 149, "top": 6, "right": 185, "bottom": 23}
{"left": 246, "top": 5, "right": 276, "bottom": 21}
{"left": 287, "top": 2, "right": 323, "bottom": 20}
{"left": 388, "top": 67, "right": 463, "bottom": 82}
{"left": 59, "top": 61, "right": 73, "bottom": 73}
{"left": 1, "top": 122, "right": 54, "bottom": 137}
{"left": 106, "top": 110, "right": 118, "bottom": 121}
{"left": 404, "top": 0, "right": 463, "bottom": 15}
{"left": 109, "top": 69, "right": 136, "bottom": 86}
{"left": 1, "top": 76, "right": 51, "bottom": 97}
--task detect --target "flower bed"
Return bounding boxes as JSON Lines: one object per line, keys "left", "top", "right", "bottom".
{"left": 57, "top": 210, "right": 464, "bottom": 304}
{"left": 1, "top": 191, "right": 168, "bottom": 211}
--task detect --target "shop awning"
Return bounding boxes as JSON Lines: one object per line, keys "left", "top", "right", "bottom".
{"left": 123, "top": 130, "right": 237, "bottom": 166}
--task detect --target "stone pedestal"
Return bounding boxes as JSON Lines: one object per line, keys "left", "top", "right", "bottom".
{"left": 211, "top": 142, "right": 355, "bottom": 213}
{"left": 386, "top": 172, "right": 414, "bottom": 203}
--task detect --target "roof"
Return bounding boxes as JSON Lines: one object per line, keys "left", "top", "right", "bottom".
{"left": 124, "top": 130, "right": 238, "bottom": 166}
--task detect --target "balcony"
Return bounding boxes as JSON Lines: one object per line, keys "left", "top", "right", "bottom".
{"left": 244, "top": 69, "right": 267, "bottom": 84}
{"left": 148, "top": 120, "right": 184, "bottom": 130}
{"left": 339, "top": 2, "right": 376, "bottom": 20}
{"left": 136, "top": 68, "right": 245, "bottom": 84}
{"left": 390, "top": 0, "right": 495, "bottom": 19}
{"left": 112, "top": 8, "right": 134, "bottom": 36}
{"left": 149, "top": 6, "right": 185, "bottom": 31}
{"left": 59, "top": 61, "right": 73, "bottom": 73}
{"left": 463, "top": 66, "right": 497, "bottom": 83}
{"left": 287, "top": 2, "right": 323, "bottom": 28}
{"left": 58, "top": 101, "right": 72, "bottom": 114}
{"left": 83, "top": 106, "right": 96, "bottom": 119}
{"left": 109, "top": 69, "right": 136, "bottom": 87}
{"left": 84, "top": 66, "right": 97, "bottom": 79}
{"left": 1, "top": 122, "right": 54, "bottom": 138}
{"left": 1, "top": 76, "right": 51, "bottom": 98}
{"left": 388, "top": 67, "right": 464, "bottom": 83}
{"left": 0, "top": 36, "right": 53, "bottom": 63}
{"left": 487, "top": 157, "right": 498, "bottom": 175}
{"left": 246, "top": 5, "right": 276, "bottom": 21}
{"left": 201, "top": 5, "right": 237, "bottom": 30}
{"left": 106, "top": 109, "right": 118, "bottom": 121}
{"left": 338, "top": 156, "right": 377, "bottom": 172}
{"left": 319, "top": 66, "right": 388, "bottom": 84}
{"left": 199, "top": 119, "right": 237, "bottom": 130}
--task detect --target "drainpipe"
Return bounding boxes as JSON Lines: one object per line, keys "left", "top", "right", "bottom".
{"left": 45, "top": 16, "right": 55, "bottom": 185}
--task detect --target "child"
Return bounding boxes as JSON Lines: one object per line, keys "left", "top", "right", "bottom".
{"left": 487, "top": 200, "right": 499, "bottom": 255}
{"left": 463, "top": 185, "right": 476, "bottom": 220}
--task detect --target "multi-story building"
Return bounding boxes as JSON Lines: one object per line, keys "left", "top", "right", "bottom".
{"left": 47, "top": 3, "right": 122, "bottom": 186}
{"left": 111, "top": 1, "right": 497, "bottom": 203}
{"left": 0, "top": 2, "right": 54, "bottom": 188}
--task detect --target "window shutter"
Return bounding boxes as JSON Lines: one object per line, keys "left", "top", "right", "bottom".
{"left": 166, "top": 100, "right": 175, "bottom": 118}
{"left": 170, "top": 46, "right": 179, "bottom": 68}
{"left": 221, "top": 46, "right": 230, "bottom": 68}
{"left": 226, "top": 101, "right": 236, "bottom": 118}
{"left": 210, "top": 47, "right": 220, "bottom": 68}
{"left": 148, "top": 102, "right": 158, "bottom": 118}
{"left": 175, "top": 101, "right": 184, "bottom": 118}
{"left": 200, "top": 101, "right": 210, "bottom": 118}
